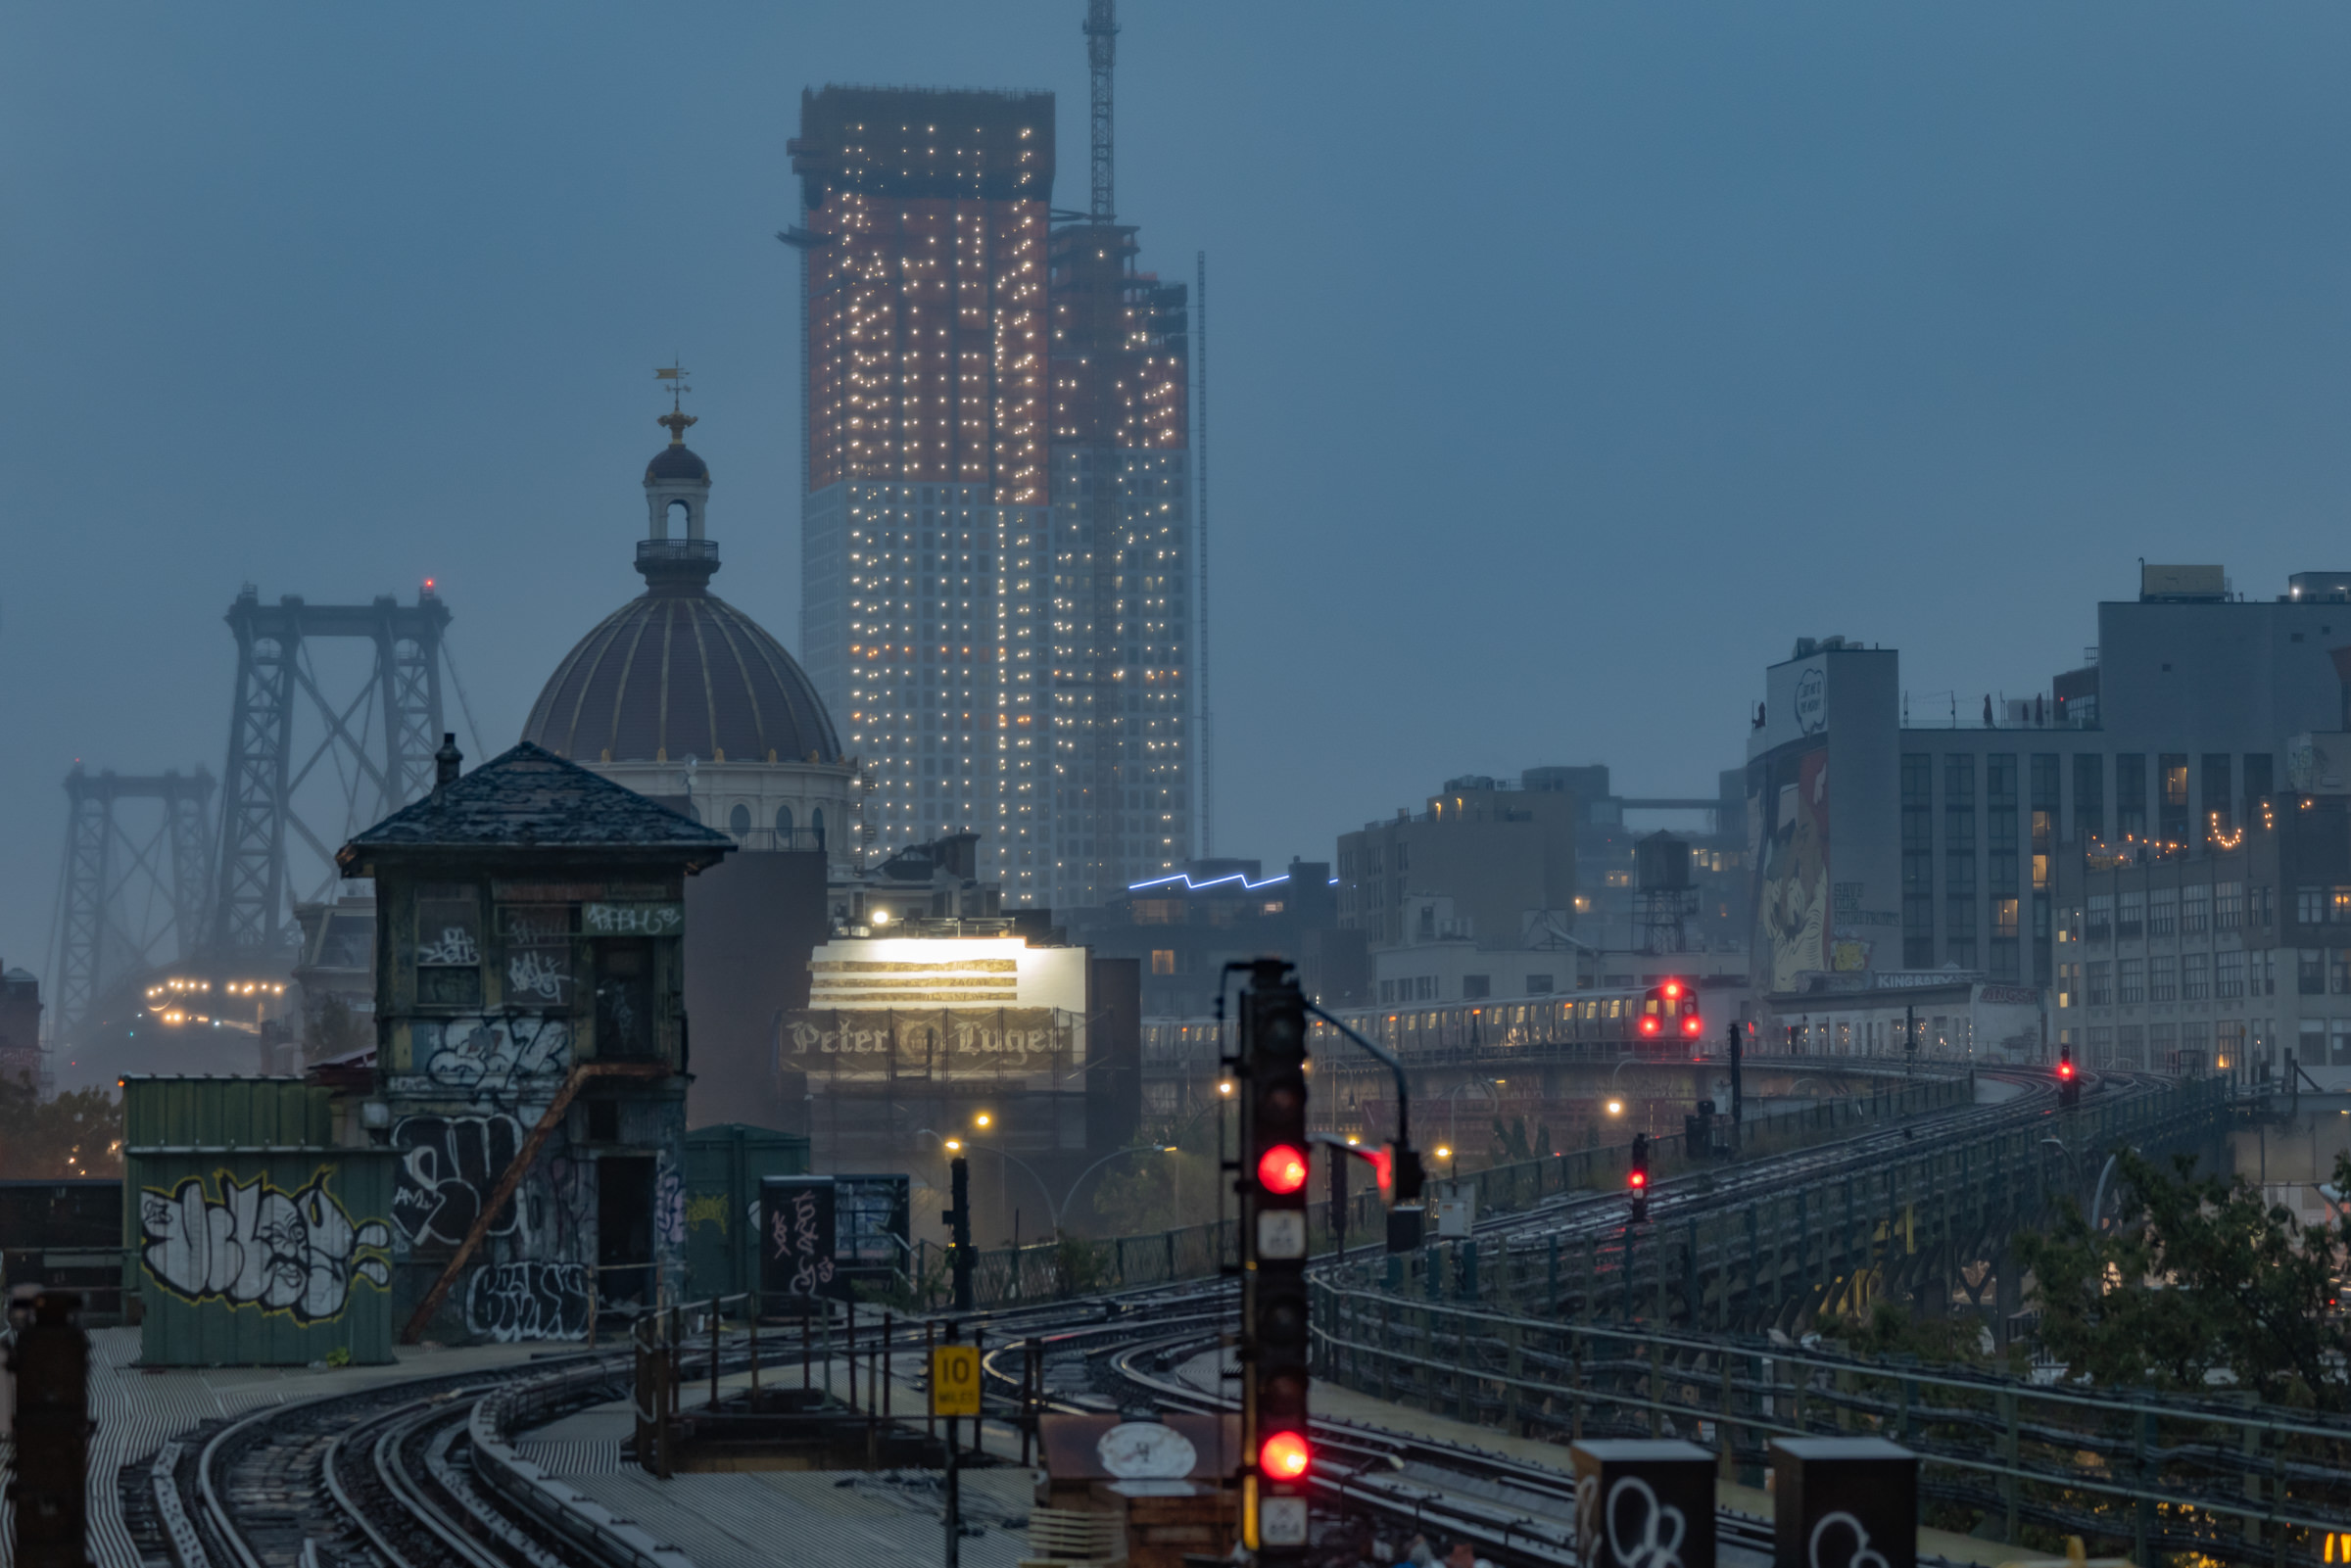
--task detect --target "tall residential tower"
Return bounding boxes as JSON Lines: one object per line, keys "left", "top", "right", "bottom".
{"left": 792, "top": 81, "right": 1192, "bottom": 909}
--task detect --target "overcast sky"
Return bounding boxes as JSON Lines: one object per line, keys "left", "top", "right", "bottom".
{"left": 6, "top": 3, "right": 2351, "bottom": 980}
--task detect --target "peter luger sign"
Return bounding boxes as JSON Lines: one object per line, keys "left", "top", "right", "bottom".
{"left": 780, "top": 937, "right": 1087, "bottom": 1082}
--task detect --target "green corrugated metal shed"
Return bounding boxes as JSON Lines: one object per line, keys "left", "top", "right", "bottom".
{"left": 125, "top": 1146, "right": 399, "bottom": 1366}
{"left": 683, "top": 1123, "right": 810, "bottom": 1304}
{"left": 121, "top": 1075, "right": 330, "bottom": 1149}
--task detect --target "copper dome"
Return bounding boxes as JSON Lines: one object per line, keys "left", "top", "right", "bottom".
{"left": 523, "top": 557, "right": 840, "bottom": 767}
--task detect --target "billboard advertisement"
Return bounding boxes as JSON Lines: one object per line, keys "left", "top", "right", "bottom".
{"left": 778, "top": 937, "right": 1086, "bottom": 1086}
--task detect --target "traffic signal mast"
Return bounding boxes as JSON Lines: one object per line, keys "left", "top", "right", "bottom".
{"left": 2058, "top": 1041, "right": 2081, "bottom": 1109}
{"left": 1239, "top": 958, "right": 1312, "bottom": 1561}
{"left": 1629, "top": 1130, "right": 1652, "bottom": 1225}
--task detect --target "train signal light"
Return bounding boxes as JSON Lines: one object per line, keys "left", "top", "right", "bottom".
{"left": 1239, "top": 960, "right": 1313, "bottom": 1562}
{"left": 1259, "top": 1430, "right": 1311, "bottom": 1480}
{"left": 1628, "top": 1131, "right": 1652, "bottom": 1224}
{"left": 1258, "top": 1144, "right": 1310, "bottom": 1195}
{"left": 2058, "top": 1044, "right": 2081, "bottom": 1109}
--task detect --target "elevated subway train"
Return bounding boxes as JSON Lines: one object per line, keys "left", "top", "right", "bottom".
{"left": 1141, "top": 979, "right": 1709, "bottom": 1069}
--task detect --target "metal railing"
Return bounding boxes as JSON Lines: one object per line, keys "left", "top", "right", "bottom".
{"left": 899, "top": 1074, "right": 1976, "bottom": 1311}
{"left": 1311, "top": 1290, "right": 2351, "bottom": 1564}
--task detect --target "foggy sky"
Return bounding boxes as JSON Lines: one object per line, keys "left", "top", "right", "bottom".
{"left": 7, "top": 3, "right": 2351, "bottom": 978}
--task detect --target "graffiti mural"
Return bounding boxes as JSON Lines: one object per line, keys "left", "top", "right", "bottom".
{"left": 462, "top": 1260, "right": 591, "bottom": 1342}
{"left": 420, "top": 1015, "right": 570, "bottom": 1094}
{"left": 655, "top": 1156, "right": 687, "bottom": 1252}
{"left": 1758, "top": 746, "right": 1832, "bottom": 993}
{"left": 392, "top": 1113, "right": 527, "bottom": 1246}
{"left": 140, "top": 1170, "right": 392, "bottom": 1324}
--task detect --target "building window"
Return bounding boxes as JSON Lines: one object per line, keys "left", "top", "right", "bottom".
{"left": 2181, "top": 883, "right": 2209, "bottom": 934}
{"left": 2116, "top": 753, "right": 2147, "bottom": 839}
{"left": 2215, "top": 880, "right": 2243, "bottom": 930}
{"left": 1150, "top": 949, "right": 1176, "bottom": 975}
{"left": 2118, "top": 890, "right": 2143, "bottom": 940}
{"left": 1945, "top": 754, "right": 1977, "bottom": 966}
{"left": 2334, "top": 887, "right": 2351, "bottom": 925}
{"left": 2087, "top": 895, "right": 2113, "bottom": 944}
{"left": 1901, "top": 753, "right": 1934, "bottom": 966}
{"left": 2056, "top": 962, "right": 2078, "bottom": 1008}
{"left": 2149, "top": 1021, "right": 2177, "bottom": 1066}
{"left": 2245, "top": 752, "right": 2275, "bottom": 807}
{"left": 1526, "top": 974, "right": 1555, "bottom": 994}
{"left": 1992, "top": 897, "right": 2019, "bottom": 939}
{"left": 415, "top": 884, "right": 483, "bottom": 1006}
{"left": 2254, "top": 884, "right": 2276, "bottom": 927}
{"left": 1988, "top": 754, "right": 2019, "bottom": 897}
{"left": 2074, "top": 753, "right": 2106, "bottom": 844}
{"left": 2300, "top": 949, "right": 2326, "bottom": 995}
{"left": 2117, "top": 1023, "right": 2144, "bottom": 1068}
{"left": 2086, "top": 961, "right": 2112, "bottom": 1006}
{"left": 2118, "top": 958, "right": 2145, "bottom": 1004}
{"left": 2333, "top": 950, "right": 2351, "bottom": 995}
{"left": 776, "top": 805, "right": 794, "bottom": 840}
{"left": 2180, "top": 952, "right": 2209, "bottom": 1000}
{"left": 2159, "top": 753, "right": 2189, "bottom": 844}
{"left": 2149, "top": 955, "right": 2176, "bottom": 1002}
{"left": 2216, "top": 951, "right": 2244, "bottom": 999}
{"left": 2256, "top": 950, "right": 2278, "bottom": 996}
{"left": 2299, "top": 886, "right": 2326, "bottom": 925}
{"left": 2087, "top": 1024, "right": 2113, "bottom": 1067}
{"left": 2147, "top": 886, "right": 2177, "bottom": 937}
{"left": 729, "top": 803, "right": 751, "bottom": 835}
{"left": 1463, "top": 974, "right": 1491, "bottom": 999}
{"left": 2334, "top": 1022, "right": 2351, "bottom": 1069}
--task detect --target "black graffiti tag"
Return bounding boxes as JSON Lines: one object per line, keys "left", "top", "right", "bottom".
{"left": 392, "top": 1114, "right": 525, "bottom": 1247}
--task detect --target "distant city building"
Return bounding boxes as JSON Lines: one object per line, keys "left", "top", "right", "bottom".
{"left": 1747, "top": 563, "right": 2351, "bottom": 1062}
{"left": 1336, "top": 768, "right": 1748, "bottom": 1008}
{"left": 1064, "top": 859, "right": 1364, "bottom": 1019}
{"left": 789, "top": 82, "right": 1193, "bottom": 911}
{"left": 0, "top": 967, "right": 42, "bottom": 1088}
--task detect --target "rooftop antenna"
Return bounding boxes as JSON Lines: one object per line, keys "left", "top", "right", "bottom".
{"left": 1084, "top": 0, "right": 1118, "bottom": 223}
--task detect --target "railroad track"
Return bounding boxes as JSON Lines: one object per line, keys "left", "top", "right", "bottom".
{"left": 136, "top": 1070, "right": 2105, "bottom": 1568}
{"left": 156, "top": 1352, "right": 637, "bottom": 1568}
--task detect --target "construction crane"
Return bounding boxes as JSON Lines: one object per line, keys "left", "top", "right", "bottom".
{"left": 1084, "top": 0, "right": 1118, "bottom": 223}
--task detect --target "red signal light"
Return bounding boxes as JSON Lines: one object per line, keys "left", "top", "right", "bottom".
{"left": 1368, "top": 1146, "right": 1394, "bottom": 1196}
{"left": 2057, "top": 1061, "right": 2075, "bottom": 1080}
{"left": 1628, "top": 1170, "right": 1647, "bottom": 1189}
{"left": 1257, "top": 1145, "right": 1309, "bottom": 1195}
{"left": 1260, "top": 1430, "right": 1311, "bottom": 1480}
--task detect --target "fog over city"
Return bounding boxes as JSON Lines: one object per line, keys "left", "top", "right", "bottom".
{"left": 6, "top": 1, "right": 2350, "bottom": 980}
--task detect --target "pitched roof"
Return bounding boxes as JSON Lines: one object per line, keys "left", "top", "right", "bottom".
{"left": 338, "top": 741, "right": 735, "bottom": 863}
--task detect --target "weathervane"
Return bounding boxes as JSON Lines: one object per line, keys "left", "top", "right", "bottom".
{"left": 656, "top": 360, "right": 696, "bottom": 443}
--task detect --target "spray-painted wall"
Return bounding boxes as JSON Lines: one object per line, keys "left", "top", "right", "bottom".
{"left": 374, "top": 874, "right": 692, "bottom": 1344}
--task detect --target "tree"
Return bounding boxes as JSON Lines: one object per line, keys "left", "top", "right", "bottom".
{"left": 0, "top": 1073, "right": 124, "bottom": 1179}
{"left": 2015, "top": 1146, "right": 2351, "bottom": 1410}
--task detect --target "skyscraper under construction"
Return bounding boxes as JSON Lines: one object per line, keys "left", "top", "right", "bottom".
{"left": 791, "top": 64, "right": 1192, "bottom": 910}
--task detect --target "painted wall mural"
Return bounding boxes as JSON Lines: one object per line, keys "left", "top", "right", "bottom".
{"left": 140, "top": 1169, "right": 392, "bottom": 1324}
{"left": 1757, "top": 746, "right": 1832, "bottom": 993}
{"left": 462, "top": 1260, "right": 591, "bottom": 1342}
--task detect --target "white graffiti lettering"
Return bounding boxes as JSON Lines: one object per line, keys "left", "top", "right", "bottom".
{"left": 655, "top": 1158, "right": 686, "bottom": 1252}
{"left": 1574, "top": 1474, "right": 1689, "bottom": 1568}
{"left": 422, "top": 1016, "right": 570, "bottom": 1092}
{"left": 139, "top": 1170, "right": 391, "bottom": 1325}
{"left": 505, "top": 951, "right": 571, "bottom": 1003}
{"left": 418, "top": 926, "right": 480, "bottom": 966}
{"left": 1808, "top": 1512, "right": 1890, "bottom": 1568}
{"left": 583, "top": 903, "right": 682, "bottom": 935}
{"left": 462, "top": 1261, "right": 591, "bottom": 1342}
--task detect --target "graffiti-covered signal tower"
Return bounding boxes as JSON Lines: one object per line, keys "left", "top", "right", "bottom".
{"left": 208, "top": 586, "right": 454, "bottom": 959}
{"left": 50, "top": 767, "right": 215, "bottom": 1036}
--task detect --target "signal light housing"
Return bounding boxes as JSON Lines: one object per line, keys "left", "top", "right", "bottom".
{"left": 1258, "top": 1144, "right": 1309, "bottom": 1195}
{"left": 1260, "top": 1430, "right": 1311, "bottom": 1480}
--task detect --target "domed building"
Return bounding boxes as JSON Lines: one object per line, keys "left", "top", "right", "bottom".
{"left": 523, "top": 402, "right": 857, "bottom": 867}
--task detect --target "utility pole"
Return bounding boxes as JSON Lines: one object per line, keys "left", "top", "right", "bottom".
{"left": 942, "top": 1157, "right": 974, "bottom": 1312}
{"left": 1726, "top": 1018, "right": 1743, "bottom": 1150}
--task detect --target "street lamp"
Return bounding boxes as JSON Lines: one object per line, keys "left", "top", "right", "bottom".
{"left": 1606, "top": 1099, "right": 1624, "bottom": 1117}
